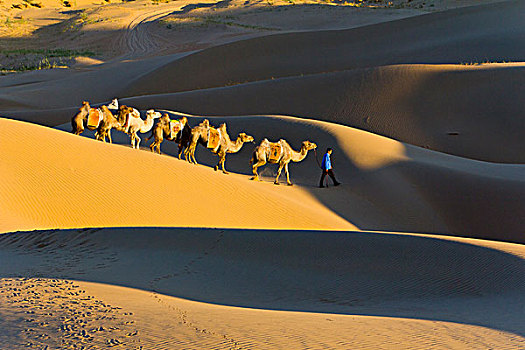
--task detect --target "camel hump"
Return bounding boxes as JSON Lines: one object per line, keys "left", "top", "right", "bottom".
{"left": 130, "top": 108, "right": 141, "bottom": 118}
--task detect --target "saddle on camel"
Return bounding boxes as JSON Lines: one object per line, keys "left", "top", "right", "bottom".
{"left": 86, "top": 98, "right": 119, "bottom": 129}
{"left": 268, "top": 142, "right": 283, "bottom": 163}
{"left": 170, "top": 117, "right": 188, "bottom": 139}
{"left": 86, "top": 108, "right": 104, "bottom": 130}
{"left": 207, "top": 126, "right": 221, "bottom": 151}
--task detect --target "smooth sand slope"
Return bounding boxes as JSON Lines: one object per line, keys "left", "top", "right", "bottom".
{"left": 0, "top": 117, "right": 355, "bottom": 234}
{"left": 0, "top": 227, "right": 524, "bottom": 349}
{"left": 5, "top": 112, "right": 525, "bottom": 242}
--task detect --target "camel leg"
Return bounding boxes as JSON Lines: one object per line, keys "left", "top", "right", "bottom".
{"left": 178, "top": 144, "right": 183, "bottom": 159}
{"left": 275, "top": 163, "right": 285, "bottom": 185}
{"left": 220, "top": 154, "right": 229, "bottom": 174}
{"left": 108, "top": 129, "right": 112, "bottom": 144}
{"left": 152, "top": 137, "right": 163, "bottom": 154}
{"left": 285, "top": 162, "right": 293, "bottom": 186}
{"left": 185, "top": 142, "right": 195, "bottom": 163}
{"left": 136, "top": 135, "right": 141, "bottom": 149}
{"left": 191, "top": 149, "right": 198, "bottom": 165}
{"left": 97, "top": 130, "right": 106, "bottom": 143}
{"left": 251, "top": 159, "right": 266, "bottom": 181}
{"left": 189, "top": 144, "right": 198, "bottom": 165}
{"left": 191, "top": 144, "right": 195, "bottom": 165}
{"left": 73, "top": 125, "right": 83, "bottom": 135}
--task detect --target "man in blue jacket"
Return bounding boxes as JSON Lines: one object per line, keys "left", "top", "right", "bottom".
{"left": 319, "top": 148, "right": 341, "bottom": 188}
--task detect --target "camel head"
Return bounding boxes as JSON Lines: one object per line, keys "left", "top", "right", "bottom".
{"left": 146, "top": 109, "right": 161, "bottom": 120}
{"left": 302, "top": 141, "right": 317, "bottom": 151}
{"left": 200, "top": 119, "right": 210, "bottom": 128}
{"left": 161, "top": 113, "right": 171, "bottom": 124}
{"left": 80, "top": 101, "right": 90, "bottom": 111}
{"left": 117, "top": 105, "right": 128, "bottom": 119}
{"left": 239, "top": 132, "right": 254, "bottom": 143}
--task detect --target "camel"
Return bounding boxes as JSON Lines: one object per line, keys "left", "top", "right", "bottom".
{"left": 71, "top": 101, "right": 92, "bottom": 135}
{"left": 250, "top": 138, "right": 317, "bottom": 185}
{"left": 184, "top": 119, "right": 211, "bottom": 164}
{"left": 71, "top": 101, "right": 126, "bottom": 142}
{"left": 95, "top": 105, "right": 126, "bottom": 143}
{"left": 124, "top": 109, "right": 161, "bottom": 149}
{"left": 185, "top": 121, "right": 254, "bottom": 173}
{"left": 212, "top": 125, "right": 254, "bottom": 174}
{"left": 147, "top": 115, "right": 192, "bottom": 158}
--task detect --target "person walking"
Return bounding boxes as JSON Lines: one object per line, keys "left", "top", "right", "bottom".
{"left": 319, "top": 148, "right": 341, "bottom": 188}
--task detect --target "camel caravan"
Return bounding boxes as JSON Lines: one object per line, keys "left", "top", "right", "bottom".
{"left": 71, "top": 99, "right": 317, "bottom": 185}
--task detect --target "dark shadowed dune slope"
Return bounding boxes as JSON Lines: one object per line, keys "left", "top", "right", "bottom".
{"left": 122, "top": 0, "right": 525, "bottom": 97}
{"left": 123, "top": 64, "right": 525, "bottom": 163}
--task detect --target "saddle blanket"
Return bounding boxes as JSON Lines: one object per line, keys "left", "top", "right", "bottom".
{"left": 207, "top": 127, "right": 221, "bottom": 149}
{"left": 170, "top": 120, "right": 184, "bottom": 139}
{"left": 268, "top": 143, "right": 283, "bottom": 163}
{"left": 87, "top": 108, "right": 103, "bottom": 129}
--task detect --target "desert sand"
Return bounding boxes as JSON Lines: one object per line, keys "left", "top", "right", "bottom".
{"left": 0, "top": 0, "right": 524, "bottom": 348}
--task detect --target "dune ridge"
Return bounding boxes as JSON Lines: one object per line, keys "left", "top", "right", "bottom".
{"left": 122, "top": 0, "right": 525, "bottom": 97}
{"left": 2, "top": 112, "right": 523, "bottom": 242}
{"left": 114, "top": 63, "right": 525, "bottom": 163}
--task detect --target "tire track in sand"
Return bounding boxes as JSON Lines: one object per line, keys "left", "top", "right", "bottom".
{"left": 119, "top": 7, "right": 176, "bottom": 58}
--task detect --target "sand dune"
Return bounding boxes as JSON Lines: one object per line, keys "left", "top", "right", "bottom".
{"left": 122, "top": 0, "right": 525, "bottom": 97}
{"left": 0, "top": 227, "right": 523, "bottom": 348}
{"left": 4, "top": 111, "right": 523, "bottom": 243}
{"left": 1, "top": 0, "right": 524, "bottom": 348}
{"left": 3, "top": 2, "right": 523, "bottom": 163}
{"left": 0, "top": 117, "right": 355, "bottom": 234}
{"left": 117, "top": 63, "right": 525, "bottom": 163}
{"left": 59, "top": 111, "right": 525, "bottom": 243}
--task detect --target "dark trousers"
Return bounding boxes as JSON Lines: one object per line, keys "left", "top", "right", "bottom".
{"left": 320, "top": 169, "right": 338, "bottom": 187}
